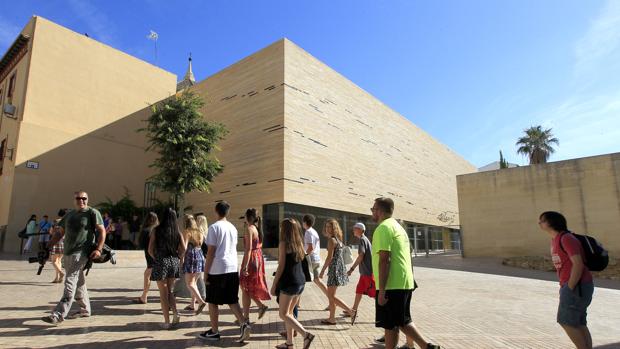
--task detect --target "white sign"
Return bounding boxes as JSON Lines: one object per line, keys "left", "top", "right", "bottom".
{"left": 26, "top": 161, "right": 39, "bottom": 169}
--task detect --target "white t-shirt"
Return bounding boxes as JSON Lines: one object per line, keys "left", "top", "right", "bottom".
{"left": 206, "top": 220, "right": 238, "bottom": 275}
{"left": 304, "top": 227, "right": 321, "bottom": 263}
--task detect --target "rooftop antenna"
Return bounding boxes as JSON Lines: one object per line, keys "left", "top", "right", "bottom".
{"left": 147, "top": 30, "right": 159, "bottom": 65}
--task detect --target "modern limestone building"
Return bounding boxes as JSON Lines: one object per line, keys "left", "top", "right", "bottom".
{"left": 0, "top": 17, "right": 475, "bottom": 252}
{"left": 0, "top": 16, "right": 176, "bottom": 252}
{"left": 181, "top": 39, "right": 476, "bottom": 247}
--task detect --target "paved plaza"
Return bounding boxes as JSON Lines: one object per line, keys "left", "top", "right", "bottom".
{"left": 0, "top": 252, "right": 619, "bottom": 349}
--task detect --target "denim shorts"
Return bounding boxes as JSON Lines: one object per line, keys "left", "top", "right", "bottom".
{"left": 281, "top": 284, "right": 305, "bottom": 296}
{"left": 557, "top": 282, "right": 594, "bottom": 327}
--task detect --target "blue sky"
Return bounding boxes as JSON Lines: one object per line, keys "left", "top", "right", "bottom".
{"left": 1, "top": 0, "right": 618, "bottom": 167}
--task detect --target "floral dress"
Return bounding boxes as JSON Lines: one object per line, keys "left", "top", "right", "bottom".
{"left": 327, "top": 238, "right": 349, "bottom": 287}
{"left": 239, "top": 236, "right": 271, "bottom": 301}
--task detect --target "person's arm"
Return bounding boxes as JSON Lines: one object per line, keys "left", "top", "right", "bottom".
{"left": 204, "top": 245, "right": 216, "bottom": 283}
{"left": 178, "top": 231, "right": 187, "bottom": 265}
{"left": 567, "top": 254, "right": 584, "bottom": 290}
{"left": 319, "top": 238, "right": 335, "bottom": 278}
{"left": 377, "top": 250, "right": 390, "bottom": 305}
{"left": 348, "top": 251, "right": 364, "bottom": 276}
{"left": 89, "top": 224, "right": 106, "bottom": 259}
{"left": 148, "top": 229, "right": 156, "bottom": 259}
{"left": 270, "top": 242, "right": 286, "bottom": 296}
{"left": 241, "top": 227, "right": 252, "bottom": 275}
{"left": 305, "top": 233, "right": 314, "bottom": 254}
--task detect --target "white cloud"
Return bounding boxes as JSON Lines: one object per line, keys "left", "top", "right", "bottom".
{"left": 67, "top": 0, "right": 117, "bottom": 45}
{"left": 574, "top": 1, "right": 620, "bottom": 84}
{"left": 0, "top": 15, "right": 21, "bottom": 50}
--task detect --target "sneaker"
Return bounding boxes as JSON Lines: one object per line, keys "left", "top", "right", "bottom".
{"left": 237, "top": 322, "right": 251, "bottom": 343}
{"left": 375, "top": 336, "right": 385, "bottom": 343}
{"left": 198, "top": 329, "right": 220, "bottom": 341}
{"left": 41, "top": 315, "right": 61, "bottom": 325}
{"left": 66, "top": 311, "right": 90, "bottom": 319}
{"left": 426, "top": 344, "right": 441, "bottom": 349}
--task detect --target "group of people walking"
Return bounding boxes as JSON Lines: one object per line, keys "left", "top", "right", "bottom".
{"left": 37, "top": 190, "right": 595, "bottom": 349}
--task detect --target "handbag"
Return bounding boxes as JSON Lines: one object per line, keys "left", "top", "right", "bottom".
{"left": 301, "top": 254, "right": 313, "bottom": 282}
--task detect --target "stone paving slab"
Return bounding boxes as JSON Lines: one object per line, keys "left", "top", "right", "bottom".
{"left": 0, "top": 252, "right": 619, "bottom": 348}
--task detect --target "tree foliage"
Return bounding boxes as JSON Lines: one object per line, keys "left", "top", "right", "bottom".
{"left": 516, "top": 126, "right": 559, "bottom": 165}
{"left": 499, "top": 150, "right": 509, "bottom": 169}
{"left": 139, "top": 91, "right": 228, "bottom": 209}
{"left": 95, "top": 187, "right": 140, "bottom": 221}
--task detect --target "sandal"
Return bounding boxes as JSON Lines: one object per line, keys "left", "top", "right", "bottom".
{"left": 195, "top": 302, "right": 206, "bottom": 316}
{"left": 257, "top": 305, "right": 268, "bottom": 319}
{"left": 303, "top": 332, "right": 315, "bottom": 349}
{"left": 279, "top": 330, "right": 298, "bottom": 338}
{"left": 320, "top": 319, "right": 336, "bottom": 325}
{"left": 275, "top": 343, "right": 294, "bottom": 349}
{"left": 350, "top": 309, "right": 357, "bottom": 326}
{"left": 132, "top": 298, "right": 147, "bottom": 304}
{"left": 184, "top": 305, "right": 195, "bottom": 311}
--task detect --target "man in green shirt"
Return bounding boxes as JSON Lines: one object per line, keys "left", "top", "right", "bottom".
{"left": 371, "top": 197, "right": 440, "bottom": 349}
{"left": 42, "top": 191, "right": 106, "bottom": 325}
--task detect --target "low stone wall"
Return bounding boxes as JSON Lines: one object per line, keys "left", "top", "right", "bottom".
{"left": 502, "top": 256, "right": 620, "bottom": 281}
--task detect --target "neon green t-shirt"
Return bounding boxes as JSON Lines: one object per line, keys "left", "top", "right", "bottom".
{"left": 371, "top": 217, "right": 414, "bottom": 290}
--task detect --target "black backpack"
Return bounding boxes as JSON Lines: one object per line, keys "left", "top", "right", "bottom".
{"left": 560, "top": 232, "right": 609, "bottom": 272}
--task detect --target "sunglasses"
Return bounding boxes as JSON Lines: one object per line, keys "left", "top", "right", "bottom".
{"left": 75, "top": 197, "right": 88, "bottom": 201}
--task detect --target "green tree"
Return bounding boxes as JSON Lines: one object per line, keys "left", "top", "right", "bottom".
{"left": 499, "top": 150, "right": 509, "bottom": 169}
{"left": 95, "top": 187, "right": 140, "bottom": 221}
{"left": 140, "top": 91, "right": 228, "bottom": 212}
{"left": 516, "top": 126, "right": 559, "bottom": 165}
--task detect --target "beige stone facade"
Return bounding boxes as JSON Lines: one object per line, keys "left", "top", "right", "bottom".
{"left": 457, "top": 152, "right": 620, "bottom": 258}
{"left": 0, "top": 17, "right": 474, "bottom": 252}
{"left": 0, "top": 17, "right": 176, "bottom": 251}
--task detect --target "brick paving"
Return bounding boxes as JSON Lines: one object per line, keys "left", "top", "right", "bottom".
{"left": 0, "top": 251, "right": 619, "bottom": 349}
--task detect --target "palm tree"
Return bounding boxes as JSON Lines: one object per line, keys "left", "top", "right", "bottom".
{"left": 516, "top": 126, "right": 559, "bottom": 164}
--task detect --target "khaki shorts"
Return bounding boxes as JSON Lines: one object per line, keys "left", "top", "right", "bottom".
{"left": 311, "top": 262, "right": 321, "bottom": 279}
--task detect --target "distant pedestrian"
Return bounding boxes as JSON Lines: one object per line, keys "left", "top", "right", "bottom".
{"left": 271, "top": 218, "right": 315, "bottom": 349}
{"left": 37, "top": 215, "right": 52, "bottom": 251}
{"left": 113, "top": 217, "right": 123, "bottom": 249}
{"left": 182, "top": 214, "right": 207, "bottom": 315}
{"left": 22, "top": 215, "right": 37, "bottom": 253}
{"left": 346, "top": 222, "right": 374, "bottom": 325}
{"left": 49, "top": 209, "right": 67, "bottom": 283}
{"left": 539, "top": 211, "right": 594, "bottom": 349}
{"left": 148, "top": 208, "right": 184, "bottom": 329}
{"left": 129, "top": 214, "right": 141, "bottom": 248}
{"left": 133, "top": 212, "right": 159, "bottom": 304}
{"left": 199, "top": 201, "right": 250, "bottom": 343}
{"left": 318, "top": 219, "right": 354, "bottom": 325}
{"left": 43, "top": 191, "right": 106, "bottom": 325}
{"left": 240, "top": 208, "right": 271, "bottom": 322}
{"left": 371, "top": 197, "right": 440, "bottom": 349}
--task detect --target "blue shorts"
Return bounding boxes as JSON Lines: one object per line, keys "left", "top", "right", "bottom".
{"left": 557, "top": 282, "right": 594, "bottom": 327}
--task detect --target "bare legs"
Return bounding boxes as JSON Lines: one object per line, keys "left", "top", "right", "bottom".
{"left": 382, "top": 323, "right": 431, "bottom": 349}
{"left": 139, "top": 268, "right": 152, "bottom": 303}
{"left": 208, "top": 302, "right": 247, "bottom": 333}
{"left": 185, "top": 273, "right": 206, "bottom": 309}
{"left": 325, "top": 286, "right": 352, "bottom": 322}
{"left": 156, "top": 278, "right": 178, "bottom": 326}
{"left": 51, "top": 254, "right": 64, "bottom": 282}
{"left": 278, "top": 293, "right": 310, "bottom": 345}
{"left": 561, "top": 325, "right": 592, "bottom": 349}
{"left": 241, "top": 288, "right": 266, "bottom": 321}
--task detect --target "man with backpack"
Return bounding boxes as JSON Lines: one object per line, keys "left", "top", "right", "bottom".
{"left": 42, "top": 191, "right": 106, "bottom": 325}
{"left": 539, "top": 211, "right": 597, "bottom": 349}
